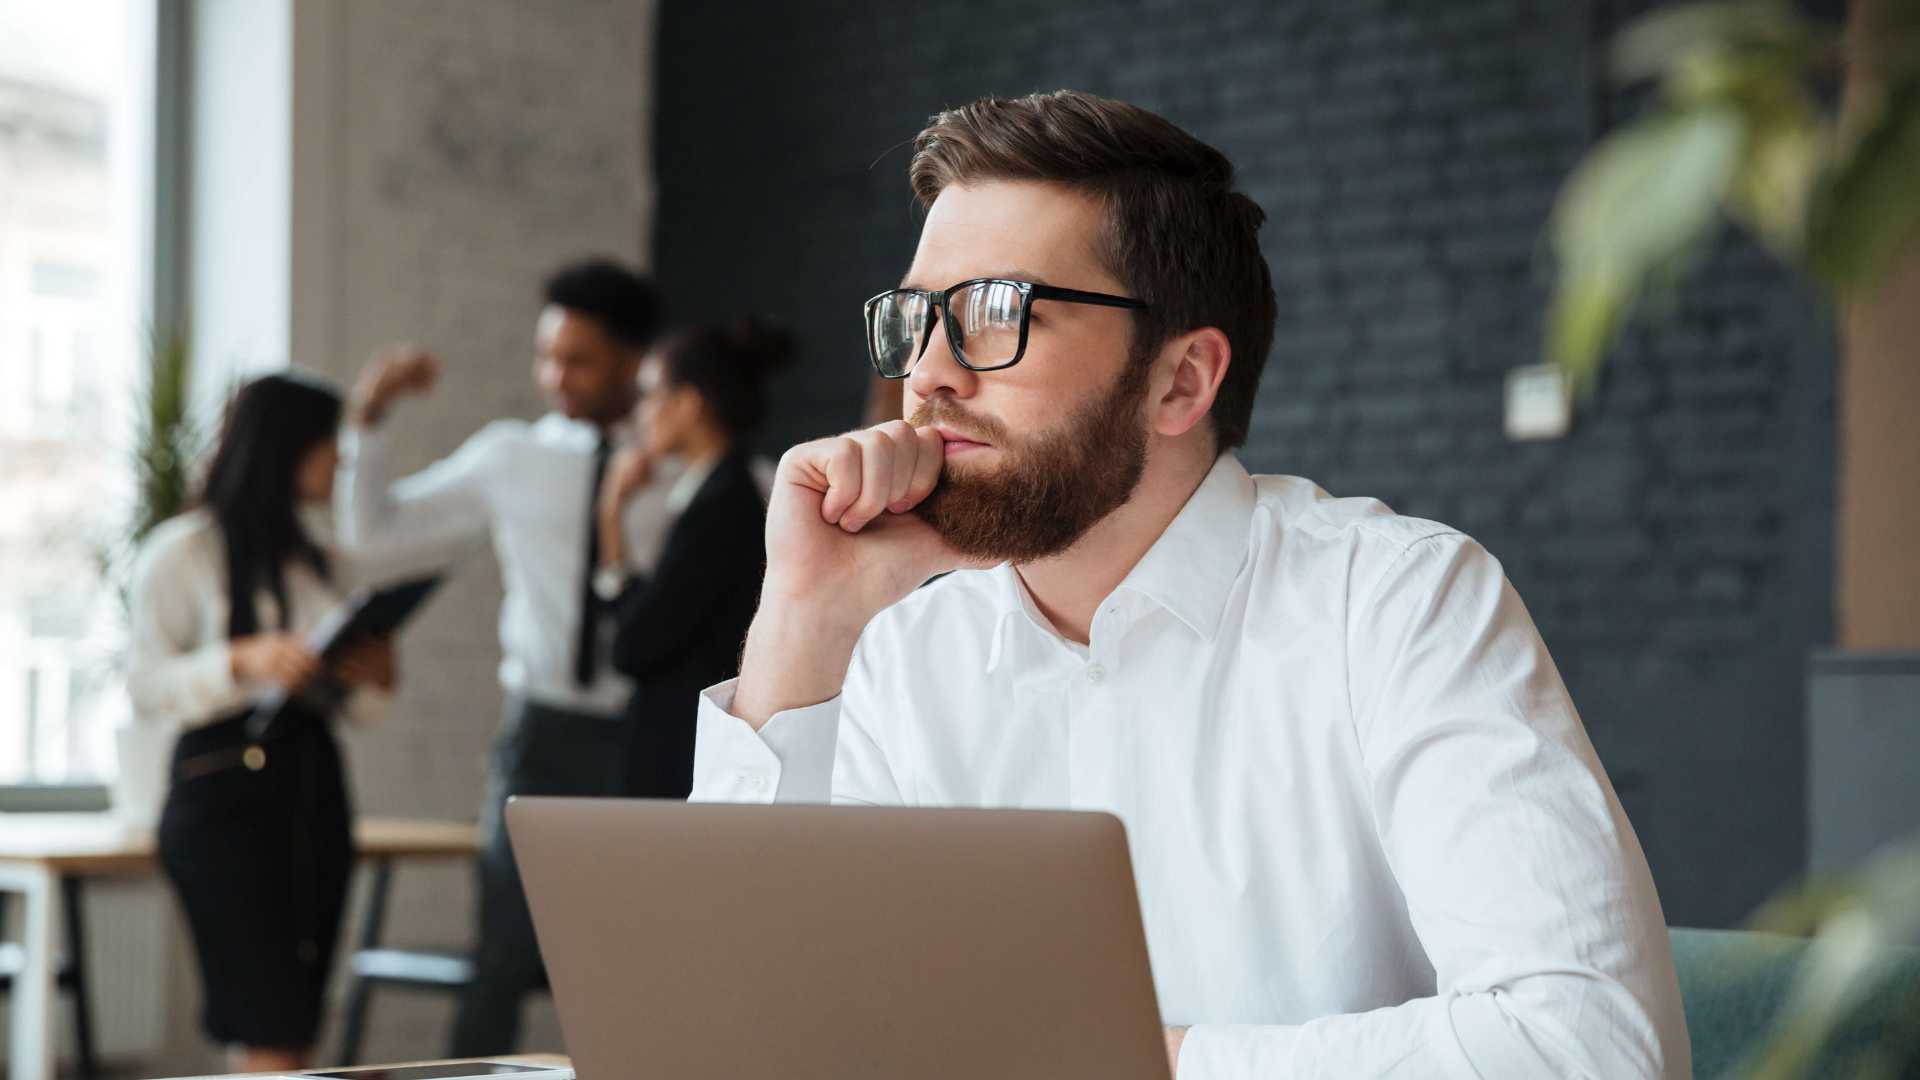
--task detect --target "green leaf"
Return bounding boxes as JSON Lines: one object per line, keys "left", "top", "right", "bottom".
{"left": 1546, "top": 105, "right": 1746, "bottom": 388}
{"left": 1808, "top": 75, "right": 1920, "bottom": 292}
{"left": 1742, "top": 840, "right": 1920, "bottom": 1079}
{"left": 1726, "top": 93, "right": 1827, "bottom": 257}
{"left": 131, "top": 327, "right": 200, "bottom": 545}
{"left": 1611, "top": 0, "right": 1804, "bottom": 84}
{"left": 1546, "top": 267, "right": 1632, "bottom": 397}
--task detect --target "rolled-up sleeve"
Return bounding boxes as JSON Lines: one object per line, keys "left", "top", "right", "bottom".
{"left": 1181, "top": 534, "right": 1689, "bottom": 1079}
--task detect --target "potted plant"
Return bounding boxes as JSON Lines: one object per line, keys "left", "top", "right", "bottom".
{"left": 1544, "top": 0, "right": 1919, "bottom": 390}
{"left": 1543, "top": 4, "right": 1920, "bottom": 1074}
{"left": 105, "top": 328, "right": 201, "bottom": 823}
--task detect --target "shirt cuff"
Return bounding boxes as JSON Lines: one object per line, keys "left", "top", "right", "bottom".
{"left": 185, "top": 642, "right": 249, "bottom": 722}
{"left": 343, "top": 686, "right": 392, "bottom": 727}
{"left": 1176, "top": 1024, "right": 1298, "bottom": 1080}
{"left": 340, "top": 423, "right": 387, "bottom": 457}
{"left": 690, "top": 678, "right": 841, "bottom": 803}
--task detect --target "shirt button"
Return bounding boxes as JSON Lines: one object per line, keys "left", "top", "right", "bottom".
{"left": 740, "top": 772, "right": 767, "bottom": 792}
{"left": 1085, "top": 663, "right": 1107, "bottom": 685}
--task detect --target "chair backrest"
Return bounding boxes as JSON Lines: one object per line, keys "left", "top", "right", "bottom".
{"left": 1669, "top": 926, "right": 1920, "bottom": 1078}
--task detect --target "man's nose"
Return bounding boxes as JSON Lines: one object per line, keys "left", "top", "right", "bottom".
{"left": 907, "top": 319, "right": 978, "bottom": 401}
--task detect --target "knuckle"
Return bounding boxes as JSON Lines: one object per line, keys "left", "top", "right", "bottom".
{"left": 825, "top": 440, "right": 861, "bottom": 472}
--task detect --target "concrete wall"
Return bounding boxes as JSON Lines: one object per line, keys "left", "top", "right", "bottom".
{"left": 287, "top": 0, "right": 656, "bottom": 1065}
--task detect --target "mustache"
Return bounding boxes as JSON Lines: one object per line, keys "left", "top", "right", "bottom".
{"left": 906, "top": 397, "right": 1010, "bottom": 445}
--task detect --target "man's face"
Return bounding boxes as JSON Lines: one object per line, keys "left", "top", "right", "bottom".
{"left": 901, "top": 180, "right": 1152, "bottom": 562}
{"left": 534, "top": 305, "right": 640, "bottom": 423}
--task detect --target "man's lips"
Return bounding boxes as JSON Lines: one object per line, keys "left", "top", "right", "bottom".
{"left": 933, "top": 425, "right": 991, "bottom": 456}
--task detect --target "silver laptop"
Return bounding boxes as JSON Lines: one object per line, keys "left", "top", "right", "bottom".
{"left": 507, "top": 798, "right": 1171, "bottom": 1080}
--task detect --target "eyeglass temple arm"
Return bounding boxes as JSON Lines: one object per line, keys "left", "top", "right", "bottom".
{"left": 1026, "top": 284, "right": 1148, "bottom": 310}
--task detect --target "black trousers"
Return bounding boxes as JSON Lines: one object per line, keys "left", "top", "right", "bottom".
{"left": 449, "top": 697, "right": 624, "bottom": 1057}
{"left": 157, "top": 710, "right": 353, "bottom": 1049}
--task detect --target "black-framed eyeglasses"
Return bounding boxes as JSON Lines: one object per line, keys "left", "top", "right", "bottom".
{"left": 863, "top": 278, "right": 1148, "bottom": 379}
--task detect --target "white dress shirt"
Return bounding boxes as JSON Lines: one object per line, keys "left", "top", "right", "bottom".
{"left": 692, "top": 454, "right": 1690, "bottom": 1079}
{"left": 127, "top": 509, "right": 389, "bottom": 731}
{"left": 336, "top": 413, "right": 679, "bottom": 716}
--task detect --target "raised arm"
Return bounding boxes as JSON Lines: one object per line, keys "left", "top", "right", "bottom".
{"left": 335, "top": 345, "right": 494, "bottom": 557}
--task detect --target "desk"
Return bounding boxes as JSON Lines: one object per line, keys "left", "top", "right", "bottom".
{"left": 166, "top": 1052, "right": 570, "bottom": 1079}
{"left": 0, "top": 815, "right": 478, "bottom": 1080}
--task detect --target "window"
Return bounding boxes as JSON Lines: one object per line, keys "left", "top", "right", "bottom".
{"left": 0, "top": 0, "right": 156, "bottom": 784}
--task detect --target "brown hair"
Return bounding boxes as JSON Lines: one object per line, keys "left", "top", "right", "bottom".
{"left": 909, "top": 90, "right": 1278, "bottom": 451}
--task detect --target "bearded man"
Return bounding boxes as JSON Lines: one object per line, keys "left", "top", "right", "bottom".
{"left": 690, "top": 90, "right": 1689, "bottom": 1080}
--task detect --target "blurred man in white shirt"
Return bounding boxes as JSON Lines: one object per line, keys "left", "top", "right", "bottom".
{"left": 691, "top": 91, "right": 1690, "bottom": 1079}
{"left": 335, "top": 258, "right": 676, "bottom": 1057}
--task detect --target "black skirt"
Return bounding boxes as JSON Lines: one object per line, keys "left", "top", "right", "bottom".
{"left": 156, "top": 708, "right": 354, "bottom": 1048}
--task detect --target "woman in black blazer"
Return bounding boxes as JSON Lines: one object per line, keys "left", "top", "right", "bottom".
{"left": 596, "top": 321, "right": 789, "bottom": 798}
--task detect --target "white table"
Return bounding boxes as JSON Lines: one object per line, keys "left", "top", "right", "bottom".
{"left": 166, "top": 1053, "right": 571, "bottom": 1078}
{"left": 0, "top": 814, "right": 477, "bottom": 1080}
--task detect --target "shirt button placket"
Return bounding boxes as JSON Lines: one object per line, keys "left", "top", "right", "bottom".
{"left": 1067, "top": 635, "right": 1119, "bottom": 810}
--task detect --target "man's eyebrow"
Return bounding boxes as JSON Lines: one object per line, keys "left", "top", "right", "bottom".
{"left": 897, "top": 268, "right": 1058, "bottom": 291}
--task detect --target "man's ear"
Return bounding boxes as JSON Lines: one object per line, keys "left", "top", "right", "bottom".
{"left": 1149, "top": 327, "right": 1231, "bottom": 439}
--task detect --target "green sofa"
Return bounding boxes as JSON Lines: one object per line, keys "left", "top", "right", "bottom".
{"left": 1670, "top": 926, "right": 1920, "bottom": 1078}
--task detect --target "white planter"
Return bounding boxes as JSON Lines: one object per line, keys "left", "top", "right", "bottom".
{"left": 111, "top": 723, "right": 172, "bottom": 825}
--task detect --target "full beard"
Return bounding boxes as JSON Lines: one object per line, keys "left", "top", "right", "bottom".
{"left": 909, "top": 360, "right": 1151, "bottom": 564}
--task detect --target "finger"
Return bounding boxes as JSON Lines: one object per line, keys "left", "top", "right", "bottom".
{"left": 814, "top": 438, "right": 864, "bottom": 525}
{"left": 288, "top": 645, "right": 318, "bottom": 680}
{"left": 904, "top": 424, "right": 945, "bottom": 510}
{"left": 841, "top": 429, "right": 897, "bottom": 532}
{"left": 286, "top": 647, "right": 321, "bottom": 678}
{"left": 410, "top": 353, "right": 442, "bottom": 391}
{"left": 877, "top": 421, "right": 918, "bottom": 512}
{"left": 271, "top": 656, "right": 309, "bottom": 689}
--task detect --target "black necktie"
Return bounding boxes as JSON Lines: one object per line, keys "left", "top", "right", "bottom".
{"left": 574, "top": 433, "right": 613, "bottom": 688}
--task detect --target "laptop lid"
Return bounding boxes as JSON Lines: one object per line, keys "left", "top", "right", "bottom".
{"left": 507, "top": 798, "right": 1170, "bottom": 1080}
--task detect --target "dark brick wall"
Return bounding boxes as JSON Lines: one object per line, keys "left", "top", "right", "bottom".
{"left": 654, "top": 0, "right": 1837, "bottom": 928}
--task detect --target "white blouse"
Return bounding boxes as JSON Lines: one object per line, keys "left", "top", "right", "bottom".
{"left": 126, "top": 509, "right": 390, "bottom": 732}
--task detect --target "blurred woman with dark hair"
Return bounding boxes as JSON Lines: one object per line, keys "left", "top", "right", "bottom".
{"left": 127, "top": 372, "right": 396, "bottom": 1073}
{"left": 595, "top": 321, "right": 790, "bottom": 799}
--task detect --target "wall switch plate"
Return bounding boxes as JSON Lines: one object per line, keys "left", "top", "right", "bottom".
{"left": 1504, "top": 363, "right": 1572, "bottom": 441}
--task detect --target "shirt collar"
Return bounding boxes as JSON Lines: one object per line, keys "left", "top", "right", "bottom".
{"left": 982, "top": 453, "right": 1257, "bottom": 673}
{"left": 1113, "top": 453, "right": 1257, "bottom": 642}
{"left": 666, "top": 454, "right": 720, "bottom": 515}
{"left": 538, "top": 412, "right": 634, "bottom": 448}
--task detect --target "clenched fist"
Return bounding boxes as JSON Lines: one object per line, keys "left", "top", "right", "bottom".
{"left": 349, "top": 344, "right": 442, "bottom": 428}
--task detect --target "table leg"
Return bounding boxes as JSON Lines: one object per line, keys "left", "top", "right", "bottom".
{"left": 334, "top": 857, "right": 395, "bottom": 1066}
{"left": 63, "top": 876, "right": 100, "bottom": 1080}
{"left": 0, "top": 861, "right": 57, "bottom": 1080}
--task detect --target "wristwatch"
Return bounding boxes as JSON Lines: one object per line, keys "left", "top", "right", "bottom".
{"left": 592, "top": 565, "right": 628, "bottom": 603}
